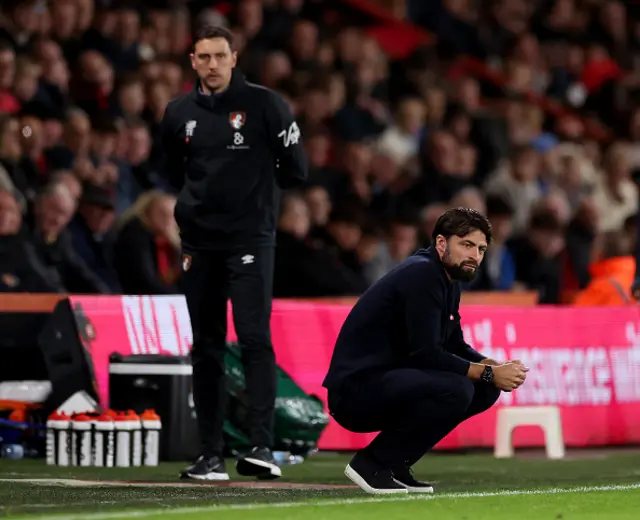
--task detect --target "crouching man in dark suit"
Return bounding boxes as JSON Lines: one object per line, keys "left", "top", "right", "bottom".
{"left": 323, "top": 208, "right": 529, "bottom": 495}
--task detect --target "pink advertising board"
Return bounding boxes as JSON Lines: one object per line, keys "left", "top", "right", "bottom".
{"left": 68, "top": 296, "right": 640, "bottom": 450}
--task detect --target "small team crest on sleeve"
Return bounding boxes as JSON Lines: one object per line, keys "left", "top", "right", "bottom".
{"left": 182, "top": 254, "right": 192, "bottom": 272}
{"left": 229, "top": 112, "right": 246, "bottom": 130}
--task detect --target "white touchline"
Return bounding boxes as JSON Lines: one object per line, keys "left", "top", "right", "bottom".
{"left": 20, "top": 483, "right": 640, "bottom": 520}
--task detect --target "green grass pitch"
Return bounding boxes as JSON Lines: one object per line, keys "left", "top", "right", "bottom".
{"left": 1, "top": 450, "right": 640, "bottom": 519}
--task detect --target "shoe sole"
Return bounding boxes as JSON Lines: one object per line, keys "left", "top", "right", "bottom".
{"left": 180, "top": 472, "right": 230, "bottom": 481}
{"left": 236, "top": 457, "right": 282, "bottom": 480}
{"left": 344, "top": 464, "right": 408, "bottom": 495}
{"left": 392, "top": 478, "right": 434, "bottom": 493}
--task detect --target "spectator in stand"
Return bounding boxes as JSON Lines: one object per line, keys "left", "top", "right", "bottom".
{"left": 563, "top": 197, "right": 600, "bottom": 297}
{"left": 274, "top": 192, "right": 366, "bottom": 297}
{"left": 304, "top": 183, "right": 332, "bottom": 238}
{"left": 509, "top": 207, "right": 566, "bottom": 304}
{"left": 484, "top": 145, "right": 543, "bottom": 236}
{"left": 67, "top": 182, "right": 120, "bottom": 293}
{"left": 592, "top": 143, "right": 638, "bottom": 232}
{"left": 0, "top": 188, "right": 63, "bottom": 293}
{"left": 574, "top": 230, "right": 636, "bottom": 306}
{"left": 375, "top": 97, "right": 426, "bottom": 169}
{"left": 30, "top": 181, "right": 109, "bottom": 294}
{"left": 363, "top": 217, "right": 418, "bottom": 284}
{"left": 113, "top": 190, "right": 181, "bottom": 295}
{"left": 465, "top": 194, "right": 517, "bottom": 292}
{"left": 0, "top": 115, "right": 27, "bottom": 199}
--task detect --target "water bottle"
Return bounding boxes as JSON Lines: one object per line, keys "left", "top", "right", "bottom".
{"left": 93, "top": 414, "right": 115, "bottom": 467}
{"left": 272, "top": 451, "right": 305, "bottom": 465}
{"left": 46, "top": 414, "right": 57, "bottom": 465}
{"left": 114, "top": 413, "right": 132, "bottom": 467}
{"left": 1, "top": 443, "right": 24, "bottom": 459}
{"left": 71, "top": 414, "right": 93, "bottom": 467}
{"left": 46, "top": 412, "right": 71, "bottom": 466}
{"left": 128, "top": 411, "right": 143, "bottom": 467}
{"left": 141, "top": 409, "right": 161, "bottom": 467}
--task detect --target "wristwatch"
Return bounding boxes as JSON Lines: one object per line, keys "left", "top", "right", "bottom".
{"left": 481, "top": 365, "right": 494, "bottom": 384}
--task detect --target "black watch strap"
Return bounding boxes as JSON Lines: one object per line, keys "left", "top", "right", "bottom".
{"left": 480, "top": 365, "right": 494, "bottom": 384}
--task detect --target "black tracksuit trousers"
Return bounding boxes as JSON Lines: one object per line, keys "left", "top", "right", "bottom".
{"left": 180, "top": 245, "right": 276, "bottom": 458}
{"left": 328, "top": 368, "right": 501, "bottom": 469}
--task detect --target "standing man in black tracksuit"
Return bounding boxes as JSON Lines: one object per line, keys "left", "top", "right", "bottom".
{"left": 159, "top": 26, "right": 307, "bottom": 481}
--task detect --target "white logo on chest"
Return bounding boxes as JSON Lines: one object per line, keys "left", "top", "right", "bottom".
{"left": 185, "top": 120, "right": 197, "bottom": 137}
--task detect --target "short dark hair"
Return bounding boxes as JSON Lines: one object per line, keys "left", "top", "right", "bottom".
{"left": 191, "top": 25, "right": 234, "bottom": 53}
{"left": 432, "top": 207, "right": 492, "bottom": 244}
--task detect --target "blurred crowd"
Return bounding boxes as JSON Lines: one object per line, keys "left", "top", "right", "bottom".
{"left": 0, "top": 0, "right": 639, "bottom": 305}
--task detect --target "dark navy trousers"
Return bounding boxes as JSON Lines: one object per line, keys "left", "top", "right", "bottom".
{"left": 327, "top": 368, "right": 501, "bottom": 469}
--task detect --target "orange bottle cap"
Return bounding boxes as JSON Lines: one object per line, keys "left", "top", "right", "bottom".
{"left": 48, "top": 412, "right": 71, "bottom": 420}
{"left": 141, "top": 409, "right": 160, "bottom": 420}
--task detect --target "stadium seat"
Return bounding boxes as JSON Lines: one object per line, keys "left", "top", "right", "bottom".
{"left": 494, "top": 406, "right": 565, "bottom": 459}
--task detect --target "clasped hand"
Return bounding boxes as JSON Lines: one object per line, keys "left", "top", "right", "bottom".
{"left": 493, "top": 360, "right": 529, "bottom": 392}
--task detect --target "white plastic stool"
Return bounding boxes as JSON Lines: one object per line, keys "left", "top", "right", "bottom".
{"left": 494, "top": 406, "right": 565, "bottom": 459}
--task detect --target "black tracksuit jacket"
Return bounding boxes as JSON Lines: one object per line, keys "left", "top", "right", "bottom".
{"left": 159, "top": 69, "right": 307, "bottom": 250}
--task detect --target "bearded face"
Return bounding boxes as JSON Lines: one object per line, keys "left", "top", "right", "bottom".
{"left": 436, "top": 230, "right": 487, "bottom": 282}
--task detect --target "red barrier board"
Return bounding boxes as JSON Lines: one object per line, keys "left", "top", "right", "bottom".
{"left": 68, "top": 296, "right": 640, "bottom": 450}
